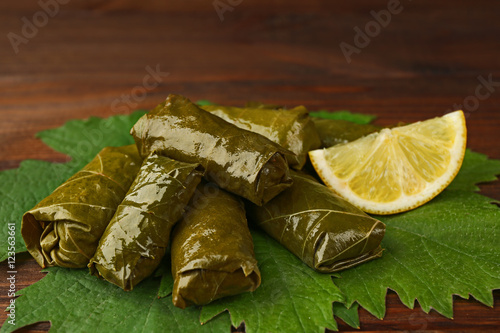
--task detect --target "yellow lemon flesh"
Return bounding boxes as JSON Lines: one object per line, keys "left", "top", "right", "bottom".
{"left": 309, "top": 110, "right": 467, "bottom": 215}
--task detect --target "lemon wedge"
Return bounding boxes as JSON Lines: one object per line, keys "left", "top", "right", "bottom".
{"left": 309, "top": 110, "right": 467, "bottom": 215}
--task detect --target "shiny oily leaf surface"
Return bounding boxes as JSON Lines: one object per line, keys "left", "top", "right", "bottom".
{"left": 248, "top": 171, "right": 385, "bottom": 273}
{"left": 201, "top": 104, "right": 321, "bottom": 169}
{"left": 22, "top": 145, "right": 142, "bottom": 268}
{"left": 171, "top": 185, "right": 260, "bottom": 308}
{"left": 90, "top": 154, "right": 202, "bottom": 290}
{"left": 131, "top": 95, "right": 292, "bottom": 205}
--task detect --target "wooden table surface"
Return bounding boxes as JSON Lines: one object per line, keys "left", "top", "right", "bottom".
{"left": 1, "top": 0, "right": 499, "bottom": 331}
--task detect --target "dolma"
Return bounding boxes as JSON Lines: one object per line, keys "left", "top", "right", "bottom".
{"left": 131, "top": 94, "right": 293, "bottom": 205}
{"left": 171, "top": 182, "right": 261, "bottom": 309}
{"left": 248, "top": 171, "right": 385, "bottom": 272}
{"left": 22, "top": 145, "right": 142, "bottom": 268}
{"left": 89, "top": 154, "right": 202, "bottom": 291}
{"left": 312, "top": 118, "right": 380, "bottom": 148}
{"left": 201, "top": 104, "right": 321, "bottom": 169}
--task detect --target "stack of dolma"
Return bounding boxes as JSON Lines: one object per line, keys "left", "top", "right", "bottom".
{"left": 22, "top": 94, "right": 386, "bottom": 309}
{"left": 130, "top": 94, "right": 293, "bottom": 206}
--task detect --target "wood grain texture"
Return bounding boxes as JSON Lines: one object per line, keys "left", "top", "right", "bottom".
{"left": 1, "top": 0, "right": 499, "bottom": 331}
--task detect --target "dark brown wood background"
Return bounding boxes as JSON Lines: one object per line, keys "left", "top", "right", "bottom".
{"left": 1, "top": 0, "right": 499, "bottom": 331}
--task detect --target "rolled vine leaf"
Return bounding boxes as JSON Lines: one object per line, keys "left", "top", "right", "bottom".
{"left": 22, "top": 145, "right": 142, "bottom": 268}
{"left": 171, "top": 182, "right": 261, "bottom": 309}
{"left": 248, "top": 171, "right": 386, "bottom": 272}
{"left": 89, "top": 153, "right": 202, "bottom": 291}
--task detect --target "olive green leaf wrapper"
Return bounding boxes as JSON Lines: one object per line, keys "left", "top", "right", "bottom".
{"left": 312, "top": 118, "right": 380, "bottom": 148}
{"left": 248, "top": 171, "right": 385, "bottom": 272}
{"left": 201, "top": 104, "right": 321, "bottom": 170}
{"left": 21, "top": 145, "right": 142, "bottom": 268}
{"left": 130, "top": 94, "right": 293, "bottom": 206}
{"left": 171, "top": 183, "right": 261, "bottom": 309}
{"left": 89, "top": 154, "right": 202, "bottom": 291}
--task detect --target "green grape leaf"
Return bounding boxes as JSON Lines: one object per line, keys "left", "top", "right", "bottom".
{"left": 334, "top": 190, "right": 500, "bottom": 319}
{"left": 196, "top": 100, "right": 216, "bottom": 106}
{"left": 0, "top": 268, "right": 231, "bottom": 333}
{"left": 200, "top": 231, "right": 344, "bottom": 333}
{"left": 448, "top": 149, "right": 500, "bottom": 191}
{"left": 309, "top": 110, "right": 376, "bottom": 124}
{"left": 332, "top": 302, "right": 360, "bottom": 329}
{"left": 36, "top": 110, "right": 146, "bottom": 161}
{"left": 156, "top": 256, "right": 174, "bottom": 298}
{"left": 2, "top": 109, "right": 500, "bottom": 332}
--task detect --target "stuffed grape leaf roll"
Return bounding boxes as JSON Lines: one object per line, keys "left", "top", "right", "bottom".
{"left": 201, "top": 104, "right": 321, "bottom": 170}
{"left": 171, "top": 182, "right": 261, "bottom": 309}
{"left": 248, "top": 171, "right": 385, "bottom": 272}
{"left": 22, "top": 145, "right": 142, "bottom": 268}
{"left": 89, "top": 154, "right": 202, "bottom": 291}
{"left": 312, "top": 118, "right": 380, "bottom": 148}
{"left": 131, "top": 94, "right": 293, "bottom": 205}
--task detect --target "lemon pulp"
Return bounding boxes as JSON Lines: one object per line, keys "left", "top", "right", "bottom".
{"left": 309, "top": 110, "right": 467, "bottom": 215}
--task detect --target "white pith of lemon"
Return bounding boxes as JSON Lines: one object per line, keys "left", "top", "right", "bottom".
{"left": 309, "top": 110, "right": 467, "bottom": 215}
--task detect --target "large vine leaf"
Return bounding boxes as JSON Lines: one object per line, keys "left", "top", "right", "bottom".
{"left": 199, "top": 231, "right": 344, "bottom": 333}
{"left": 36, "top": 110, "right": 146, "bottom": 161}
{"left": 334, "top": 190, "right": 500, "bottom": 319}
{"left": 309, "top": 110, "right": 376, "bottom": 124}
{"left": 332, "top": 302, "right": 360, "bottom": 329}
{"left": 448, "top": 149, "right": 500, "bottom": 191}
{"left": 2, "top": 108, "right": 500, "bottom": 332}
{"left": 0, "top": 268, "right": 231, "bottom": 333}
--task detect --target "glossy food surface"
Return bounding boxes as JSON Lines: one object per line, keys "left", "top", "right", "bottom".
{"left": 171, "top": 183, "right": 261, "bottom": 309}
{"left": 130, "top": 94, "right": 293, "bottom": 205}
{"left": 201, "top": 104, "right": 321, "bottom": 169}
{"left": 21, "top": 145, "right": 142, "bottom": 268}
{"left": 312, "top": 118, "right": 380, "bottom": 148}
{"left": 89, "top": 154, "right": 202, "bottom": 291}
{"left": 248, "top": 171, "right": 386, "bottom": 272}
